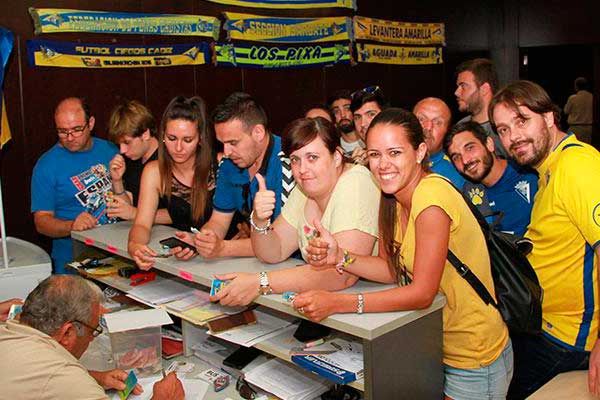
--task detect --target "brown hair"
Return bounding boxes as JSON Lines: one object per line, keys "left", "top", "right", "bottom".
{"left": 108, "top": 100, "right": 156, "bottom": 143}
{"left": 456, "top": 58, "right": 499, "bottom": 93}
{"left": 282, "top": 117, "right": 344, "bottom": 158}
{"left": 366, "top": 108, "right": 430, "bottom": 284}
{"left": 158, "top": 96, "right": 214, "bottom": 225}
{"left": 489, "top": 80, "right": 561, "bottom": 127}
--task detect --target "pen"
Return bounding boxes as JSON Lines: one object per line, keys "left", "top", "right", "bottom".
{"left": 303, "top": 338, "right": 325, "bottom": 349}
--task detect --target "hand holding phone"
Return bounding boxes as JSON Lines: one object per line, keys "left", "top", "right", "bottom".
{"left": 159, "top": 236, "right": 196, "bottom": 252}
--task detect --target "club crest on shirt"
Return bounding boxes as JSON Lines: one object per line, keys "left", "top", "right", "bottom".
{"left": 515, "top": 180, "right": 531, "bottom": 203}
{"left": 593, "top": 203, "right": 600, "bottom": 227}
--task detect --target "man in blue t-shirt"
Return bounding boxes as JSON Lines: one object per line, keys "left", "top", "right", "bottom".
{"left": 413, "top": 97, "right": 466, "bottom": 189}
{"left": 444, "top": 120, "right": 538, "bottom": 237}
{"left": 31, "top": 98, "right": 118, "bottom": 273}
{"left": 193, "top": 92, "right": 293, "bottom": 259}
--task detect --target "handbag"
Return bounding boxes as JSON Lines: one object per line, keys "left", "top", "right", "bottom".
{"left": 437, "top": 177, "right": 543, "bottom": 334}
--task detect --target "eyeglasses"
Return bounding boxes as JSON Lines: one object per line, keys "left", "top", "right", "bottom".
{"left": 57, "top": 122, "right": 88, "bottom": 138}
{"left": 351, "top": 85, "right": 381, "bottom": 99}
{"left": 72, "top": 319, "right": 103, "bottom": 337}
{"left": 236, "top": 376, "right": 257, "bottom": 400}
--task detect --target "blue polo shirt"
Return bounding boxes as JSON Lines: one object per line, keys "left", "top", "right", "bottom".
{"left": 430, "top": 151, "right": 466, "bottom": 190}
{"left": 213, "top": 134, "right": 284, "bottom": 221}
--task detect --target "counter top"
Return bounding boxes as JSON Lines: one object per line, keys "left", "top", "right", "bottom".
{"left": 73, "top": 222, "right": 445, "bottom": 340}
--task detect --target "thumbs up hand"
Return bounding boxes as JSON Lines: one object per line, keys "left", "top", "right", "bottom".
{"left": 306, "top": 219, "right": 341, "bottom": 268}
{"left": 253, "top": 173, "right": 276, "bottom": 223}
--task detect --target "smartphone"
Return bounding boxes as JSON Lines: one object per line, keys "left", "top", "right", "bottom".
{"left": 159, "top": 237, "right": 196, "bottom": 252}
{"left": 222, "top": 346, "right": 263, "bottom": 370}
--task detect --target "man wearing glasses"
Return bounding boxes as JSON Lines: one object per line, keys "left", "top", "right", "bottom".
{"left": 0, "top": 275, "right": 184, "bottom": 400}
{"left": 31, "top": 97, "right": 118, "bottom": 274}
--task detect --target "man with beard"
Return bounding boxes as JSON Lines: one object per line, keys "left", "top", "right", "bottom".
{"left": 444, "top": 120, "right": 538, "bottom": 237}
{"left": 327, "top": 90, "right": 364, "bottom": 161}
{"left": 490, "top": 80, "right": 600, "bottom": 399}
{"left": 413, "top": 97, "right": 466, "bottom": 189}
{"left": 455, "top": 58, "right": 508, "bottom": 157}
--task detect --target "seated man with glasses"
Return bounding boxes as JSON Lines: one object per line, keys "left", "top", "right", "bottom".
{"left": 0, "top": 275, "right": 184, "bottom": 400}
{"left": 31, "top": 97, "right": 118, "bottom": 274}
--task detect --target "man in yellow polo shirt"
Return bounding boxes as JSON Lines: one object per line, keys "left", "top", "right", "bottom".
{"left": 490, "top": 80, "right": 600, "bottom": 399}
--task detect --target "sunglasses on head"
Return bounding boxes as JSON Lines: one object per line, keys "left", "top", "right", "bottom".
{"left": 351, "top": 85, "right": 381, "bottom": 99}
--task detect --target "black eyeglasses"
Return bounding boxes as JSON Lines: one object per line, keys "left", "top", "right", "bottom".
{"left": 57, "top": 122, "right": 88, "bottom": 138}
{"left": 72, "top": 319, "right": 103, "bottom": 337}
{"left": 236, "top": 376, "right": 257, "bottom": 400}
{"left": 351, "top": 85, "right": 381, "bottom": 99}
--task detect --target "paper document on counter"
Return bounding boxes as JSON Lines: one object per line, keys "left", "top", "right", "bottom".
{"left": 126, "top": 276, "right": 197, "bottom": 305}
{"left": 109, "top": 375, "right": 209, "bottom": 400}
{"left": 245, "top": 358, "right": 331, "bottom": 400}
{"left": 210, "top": 310, "right": 297, "bottom": 347}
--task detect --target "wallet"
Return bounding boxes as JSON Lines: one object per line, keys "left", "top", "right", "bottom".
{"left": 207, "top": 309, "right": 257, "bottom": 333}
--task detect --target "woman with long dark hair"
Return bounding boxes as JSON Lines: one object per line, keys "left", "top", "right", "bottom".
{"left": 128, "top": 96, "right": 216, "bottom": 269}
{"left": 295, "top": 108, "right": 513, "bottom": 400}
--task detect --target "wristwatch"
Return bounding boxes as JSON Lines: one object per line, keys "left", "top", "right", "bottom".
{"left": 258, "top": 271, "right": 273, "bottom": 295}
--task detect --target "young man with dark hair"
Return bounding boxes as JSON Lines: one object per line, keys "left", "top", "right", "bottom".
{"left": 445, "top": 120, "right": 538, "bottom": 237}
{"left": 490, "top": 80, "right": 600, "bottom": 398}
{"left": 193, "top": 92, "right": 293, "bottom": 258}
{"left": 326, "top": 90, "right": 364, "bottom": 159}
{"left": 455, "top": 58, "right": 507, "bottom": 157}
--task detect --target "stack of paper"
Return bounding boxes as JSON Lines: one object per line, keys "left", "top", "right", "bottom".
{"left": 210, "top": 310, "right": 296, "bottom": 347}
{"left": 127, "top": 277, "right": 197, "bottom": 306}
{"left": 245, "top": 358, "right": 331, "bottom": 400}
{"left": 291, "top": 339, "right": 364, "bottom": 384}
{"left": 191, "top": 334, "right": 238, "bottom": 370}
{"left": 164, "top": 291, "right": 209, "bottom": 312}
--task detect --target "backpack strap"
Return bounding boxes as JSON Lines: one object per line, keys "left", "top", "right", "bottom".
{"left": 427, "top": 175, "right": 499, "bottom": 308}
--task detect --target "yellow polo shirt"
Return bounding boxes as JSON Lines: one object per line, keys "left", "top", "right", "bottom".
{"left": 527, "top": 134, "right": 600, "bottom": 351}
{"left": 396, "top": 174, "right": 508, "bottom": 368}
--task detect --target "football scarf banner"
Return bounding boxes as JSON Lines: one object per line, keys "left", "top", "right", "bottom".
{"left": 206, "top": 0, "right": 355, "bottom": 10}
{"left": 29, "top": 8, "right": 221, "bottom": 39}
{"left": 224, "top": 12, "right": 351, "bottom": 43}
{"left": 215, "top": 42, "right": 350, "bottom": 69}
{"left": 27, "top": 40, "right": 211, "bottom": 68}
{"left": 357, "top": 43, "right": 443, "bottom": 65}
{"left": 353, "top": 16, "right": 445, "bottom": 46}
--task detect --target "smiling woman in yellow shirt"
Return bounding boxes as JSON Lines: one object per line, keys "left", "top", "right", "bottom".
{"left": 293, "top": 108, "right": 511, "bottom": 400}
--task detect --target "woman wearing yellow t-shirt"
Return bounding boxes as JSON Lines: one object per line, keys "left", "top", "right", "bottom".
{"left": 294, "top": 108, "right": 512, "bottom": 400}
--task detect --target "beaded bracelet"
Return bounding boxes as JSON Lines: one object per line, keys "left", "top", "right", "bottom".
{"left": 335, "top": 249, "right": 355, "bottom": 274}
{"left": 249, "top": 210, "right": 272, "bottom": 235}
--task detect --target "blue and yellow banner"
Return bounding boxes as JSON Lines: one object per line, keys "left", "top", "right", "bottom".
{"left": 215, "top": 42, "right": 350, "bottom": 69}
{"left": 224, "top": 12, "right": 350, "bottom": 43}
{"left": 207, "top": 0, "right": 355, "bottom": 10}
{"left": 357, "top": 43, "right": 443, "bottom": 65}
{"left": 0, "top": 27, "right": 13, "bottom": 149}
{"left": 353, "top": 16, "right": 445, "bottom": 46}
{"left": 27, "top": 40, "right": 210, "bottom": 68}
{"left": 29, "top": 8, "right": 220, "bottom": 39}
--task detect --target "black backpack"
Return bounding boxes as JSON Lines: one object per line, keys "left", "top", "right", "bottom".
{"left": 440, "top": 177, "right": 543, "bottom": 334}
